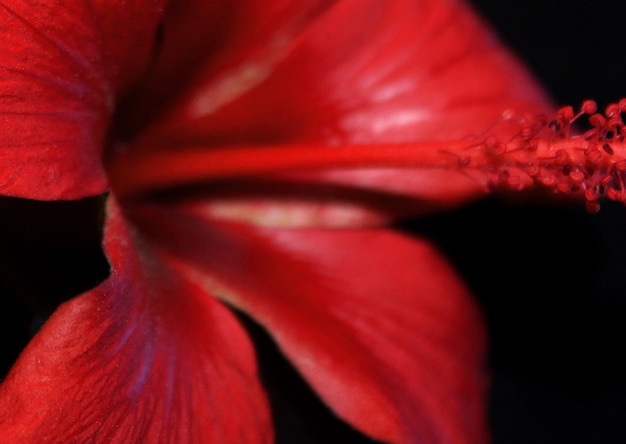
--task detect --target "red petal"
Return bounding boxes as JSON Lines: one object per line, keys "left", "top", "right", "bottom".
{"left": 118, "top": 0, "right": 338, "bottom": 136}
{"left": 133, "top": 0, "right": 550, "bottom": 145}
{"left": 132, "top": 202, "right": 487, "bottom": 443}
{"left": 120, "top": 0, "right": 552, "bottom": 225}
{"left": 0, "top": 1, "right": 165, "bottom": 200}
{"left": 0, "top": 199, "right": 273, "bottom": 443}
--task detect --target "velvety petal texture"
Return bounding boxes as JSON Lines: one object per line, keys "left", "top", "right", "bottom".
{"left": 130, "top": 202, "right": 487, "bottom": 443}
{"left": 0, "top": 200, "right": 272, "bottom": 443}
{"left": 0, "top": 0, "right": 165, "bottom": 199}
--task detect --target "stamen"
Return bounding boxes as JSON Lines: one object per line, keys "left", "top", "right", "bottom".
{"left": 107, "top": 99, "right": 626, "bottom": 213}
{"left": 581, "top": 100, "right": 598, "bottom": 115}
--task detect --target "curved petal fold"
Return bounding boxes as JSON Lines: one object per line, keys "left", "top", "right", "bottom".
{"left": 136, "top": 0, "right": 550, "bottom": 146}
{"left": 132, "top": 202, "right": 487, "bottom": 443}
{"left": 123, "top": 0, "right": 553, "bottom": 226}
{"left": 0, "top": 199, "right": 272, "bottom": 443}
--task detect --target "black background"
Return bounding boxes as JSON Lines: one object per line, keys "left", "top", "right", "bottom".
{"left": 465, "top": 1, "right": 626, "bottom": 443}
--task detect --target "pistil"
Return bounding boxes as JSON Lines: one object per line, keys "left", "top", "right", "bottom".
{"left": 108, "top": 100, "right": 626, "bottom": 213}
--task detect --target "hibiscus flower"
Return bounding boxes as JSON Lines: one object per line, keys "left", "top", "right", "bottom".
{"left": 0, "top": 0, "right": 597, "bottom": 442}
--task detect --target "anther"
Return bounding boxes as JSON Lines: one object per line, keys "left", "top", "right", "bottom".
{"left": 556, "top": 106, "right": 575, "bottom": 122}
{"left": 585, "top": 187, "right": 600, "bottom": 202}
{"left": 464, "top": 100, "right": 626, "bottom": 213}
{"left": 569, "top": 170, "right": 586, "bottom": 184}
{"left": 507, "top": 175, "right": 524, "bottom": 191}
{"left": 607, "top": 188, "right": 626, "bottom": 202}
{"left": 572, "top": 100, "right": 597, "bottom": 123}
{"left": 589, "top": 113, "right": 607, "bottom": 129}
{"left": 581, "top": 100, "right": 598, "bottom": 115}
{"left": 586, "top": 146, "right": 603, "bottom": 165}
{"left": 525, "top": 163, "right": 540, "bottom": 177}
{"left": 607, "top": 117, "right": 623, "bottom": 134}
{"left": 555, "top": 149, "right": 569, "bottom": 163}
{"left": 538, "top": 173, "right": 556, "bottom": 186}
{"left": 556, "top": 182, "right": 572, "bottom": 193}
{"left": 520, "top": 126, "right": 534, "bottom": 139}
{"left": 606, "top": 103, "right": 620, "bottom": 118}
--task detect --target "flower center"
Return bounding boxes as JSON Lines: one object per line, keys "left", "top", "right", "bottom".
{"left": 107, "top": 99, "right": 626, "bottom": 213}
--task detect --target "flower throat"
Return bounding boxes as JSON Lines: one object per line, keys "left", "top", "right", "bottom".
{"left": 109, "top": 99, "right": 626, "bottom": 213}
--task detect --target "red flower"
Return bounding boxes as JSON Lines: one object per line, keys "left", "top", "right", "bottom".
{"left": 0, "top": 1, "right": 553, "bottom": 442}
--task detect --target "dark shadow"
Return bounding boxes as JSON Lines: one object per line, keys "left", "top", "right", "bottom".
{"left": 400, "top": 198, "right": 626, "bottom": 444}
{"left": 237, "top": 311, "right": 385, "bottom": 444}
{"left": 0, "top": 195, "right": 110, "bottom": 379}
